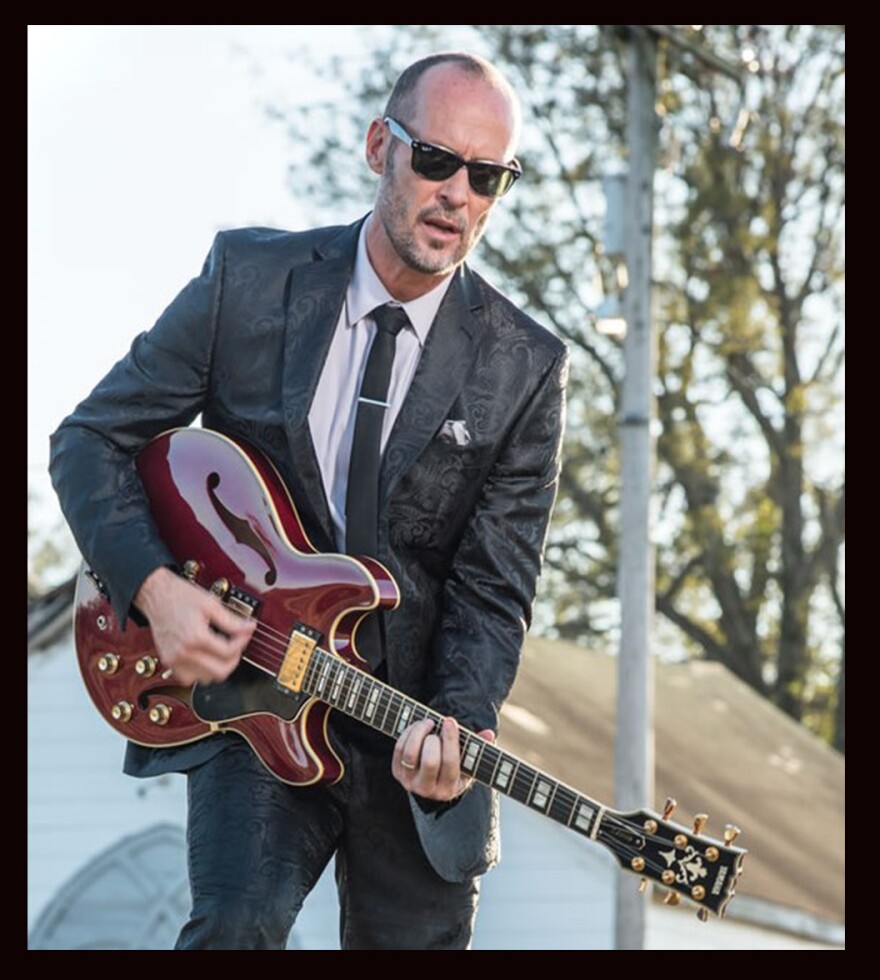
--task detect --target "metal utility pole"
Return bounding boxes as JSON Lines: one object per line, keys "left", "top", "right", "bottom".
{"left": 613, "top": 25, "right": 658, "bottom": 951}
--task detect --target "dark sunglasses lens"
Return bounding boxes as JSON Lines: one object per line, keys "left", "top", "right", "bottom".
{"left": 410, "top": 140, "right": 517, "bottom": 198}
{"left": 468, "top": 163, "right": 514, "bottom": 198}
{"left": 412, "top": 143, "right": 461, "bottom": 181}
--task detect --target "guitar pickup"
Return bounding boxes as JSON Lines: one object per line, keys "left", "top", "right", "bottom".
{"left": 276, "top": 623, "right": 322, "bottom": 695}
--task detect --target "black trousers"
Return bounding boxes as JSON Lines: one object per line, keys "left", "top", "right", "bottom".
{"left": 174, "top": 734, "right": 480, "bottom": 950}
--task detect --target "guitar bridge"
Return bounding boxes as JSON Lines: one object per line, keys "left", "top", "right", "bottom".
{"left": 225, "top": 586, "right": 259, "bottom": 619}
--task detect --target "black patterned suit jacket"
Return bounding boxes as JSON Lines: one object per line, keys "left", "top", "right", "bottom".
{"left": 49, "top": 217, "right": 569, "bottom": 883}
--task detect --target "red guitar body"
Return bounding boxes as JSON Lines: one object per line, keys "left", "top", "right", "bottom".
{"left": 74, "top": 428, "right": 400, "bottom": 786}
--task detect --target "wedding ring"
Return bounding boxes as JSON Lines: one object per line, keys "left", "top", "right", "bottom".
{"left": 400, "top": 760, "right": 416, "bottom": 771}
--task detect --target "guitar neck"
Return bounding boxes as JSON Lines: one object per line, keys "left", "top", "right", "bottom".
{"left": 300, "top": 643, "right": 607, "bottom": 842}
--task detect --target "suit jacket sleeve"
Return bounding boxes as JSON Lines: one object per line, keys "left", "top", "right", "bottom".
{"left": 49, "top": 232, "right": 228, "bottom": 625}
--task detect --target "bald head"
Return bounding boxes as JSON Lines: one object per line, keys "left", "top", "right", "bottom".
{"left": 384, "top": 52, "right": 522, "bottom": 149}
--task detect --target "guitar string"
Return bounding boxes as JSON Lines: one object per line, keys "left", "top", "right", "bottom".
{"left": 178, "top": 584, "right": 734, "bottom": 893}
{"left": 241, "top": 626, "right": 736, "bottom": 881}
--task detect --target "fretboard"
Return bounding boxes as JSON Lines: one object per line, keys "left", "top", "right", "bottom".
{"left": 301, "top": 644, "right": 605, "bottom": 840}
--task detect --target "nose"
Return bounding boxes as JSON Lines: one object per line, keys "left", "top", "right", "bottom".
{"left": 437, "top": 165, "right": 470, "bottom": 208}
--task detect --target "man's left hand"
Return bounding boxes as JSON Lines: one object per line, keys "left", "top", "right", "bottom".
{"left": 393, "top": 717, "right": 495, "bottom": 802}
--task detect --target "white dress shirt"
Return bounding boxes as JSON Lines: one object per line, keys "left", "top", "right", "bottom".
{"left": 308, "top": 216, "right": 454, "bottom": 549}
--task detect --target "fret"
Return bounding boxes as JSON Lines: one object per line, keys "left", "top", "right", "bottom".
{"left": 460, "top": 735, "right": 483, "bottom": 776}
{"left": 528, "top": 775, "right": 557, "bottom": 813}
{"left": 314, "top": 657, "right": 332, "bottom": 697}
{"left": 329, "top": 660, "right": 345, "bottom": 704}
{"left": 493, "top": 755, "right": 518, "bottom": 794}
{"left": 569, "top": 795, "right": 598, "bottom": 834}
{"left": 363, "top": 684, "right": 381, "bottom": 726}
{"left": 376, "top": 686, "right": 397, "bottom": 735}
{"left": 345, "top": 671, "right": 366, "bottom": 719}
{"left": 394, "top": 700, "right": 414, "bottom": 735}
{"left": 481, "top": 743, "right": 502, "bottom": 785}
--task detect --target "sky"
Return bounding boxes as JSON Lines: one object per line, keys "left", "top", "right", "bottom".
{"left": 28, "top": 25, "right": 368, "bottom": 542}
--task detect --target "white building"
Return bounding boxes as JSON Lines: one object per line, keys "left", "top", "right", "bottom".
{"left": 28, "top": 578, "right": 844, "bottom": 950}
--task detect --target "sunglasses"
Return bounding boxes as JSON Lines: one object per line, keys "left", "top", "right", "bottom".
{"left": 384, "top": 117, "right": 522, "bottom": 199}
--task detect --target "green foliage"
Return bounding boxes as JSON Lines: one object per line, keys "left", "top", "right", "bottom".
{"left": 271, "top": 25, "right": 844, "bottom": 747}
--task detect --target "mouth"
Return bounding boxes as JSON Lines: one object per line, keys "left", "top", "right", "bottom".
{"left": 421, "top": 212, "right": 465, "bottom": 243}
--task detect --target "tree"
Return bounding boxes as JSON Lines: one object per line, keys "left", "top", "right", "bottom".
{"left": 270, "top": 25, "right": 844, "bottom": 748}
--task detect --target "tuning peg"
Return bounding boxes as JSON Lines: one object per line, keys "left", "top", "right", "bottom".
{"left": 638, "top": 877, "right": 649, "bottom": 894}
{"left": 724, "top": 824, "right": 741, "bottom": 845}
{"left": 662, "top": 797, "right": 677, "bottom": 820}
{"left": 697, "top": 908, "right": 709, "bottom": 923}
{"left": 692, "top": 813, "right": 709, "bottom": 835}
{"left": 663, "top": 891, "right": 681, "bottom": 906}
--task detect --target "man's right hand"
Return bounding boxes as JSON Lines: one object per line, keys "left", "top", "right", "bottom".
{"left": 133, "top": 567, "right": 256, "bottom": 686}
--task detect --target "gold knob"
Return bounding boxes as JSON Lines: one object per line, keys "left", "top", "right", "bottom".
{"left": 661, "top": 870, "right": 675, "bottom": 885}
{"left": 693, "top": 813, "right": 709, "bottom": 835}
{"left": 674, "top": 833, "right": 688, "bottom": 849}
{"left": 663, "top": 891, "right": 681, "bottom": 906}
{"left": 111, "top": 701, "right": 133, "bottom": 723}
{"left": 724, "top": 824, "right": 741, "bottom": 845}
{"left": 644, "top": 819, "right": 658, "bottom": 834}
{"left": 638, "top": 877, "right": 649, "bottom": 894}
{"left": 183, "top": 560, "right": 200, "bottom": 581}
{"left": 211, "top": 578, "right": 230, "bottom": 597}
{"left": 705, "top": 846, "right": 719, "bottom": 862}
{"left": 662, "top": 797, "right": 677, "bottom": 820}
{"left": 631, "top": 857, "right": 645, "bottom": 872}
{"left": 149, "top": 703, "right": 172, "bottom": 726}
{"left": 97, "top": 652, "right": 120, "bottom": 674}
{"left": 135, "top": 655, "right": 158, "bottom": 677}
{"left": 691, "top": 885, "right": 706, "bottom": 901}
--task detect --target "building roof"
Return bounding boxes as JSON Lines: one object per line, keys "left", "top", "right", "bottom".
{"left": 499, "top": 636, "right": 845, "bottom": 929}
{"left": 28, "top": 578, "right": 844, "bottom": 933}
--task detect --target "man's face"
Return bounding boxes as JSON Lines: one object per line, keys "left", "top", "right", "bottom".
{"left": 365, "top": 64, "right": 518, "bottom": 298}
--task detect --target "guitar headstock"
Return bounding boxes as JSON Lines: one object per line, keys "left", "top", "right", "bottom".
{"left": 596, "top": 798, "right": 746, "bottom": 918}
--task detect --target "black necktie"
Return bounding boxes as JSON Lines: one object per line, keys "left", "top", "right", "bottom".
{"left": 345, "top": 303, "right": 409, "bottom": 557}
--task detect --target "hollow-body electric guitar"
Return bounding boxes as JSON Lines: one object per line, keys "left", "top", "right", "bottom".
{"left": 75, "top": 427, "right": 746, "bottom": 918}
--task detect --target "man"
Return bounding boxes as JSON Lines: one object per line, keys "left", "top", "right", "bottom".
{"left": 50, "top": 51, "right": 568, "bottom": 949}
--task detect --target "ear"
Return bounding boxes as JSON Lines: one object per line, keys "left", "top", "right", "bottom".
{"left": 365, "top": 118, "right": 390, "bottom": 175}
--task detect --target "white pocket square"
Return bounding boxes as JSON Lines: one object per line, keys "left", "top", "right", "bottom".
{"left": 437, "top": 419, "right": 471, "bottom": 446}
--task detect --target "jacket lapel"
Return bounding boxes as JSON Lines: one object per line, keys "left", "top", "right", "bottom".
{"left": 282, "top": 221, "right": 361, "bottom": 550}
{"left": 379, "top": 265, "right": 483, "bottom": 509}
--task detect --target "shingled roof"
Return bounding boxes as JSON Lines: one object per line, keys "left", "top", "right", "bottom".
{"left": 28, "top": 579, "right": 844, "bottom": 933}
{"left": 499, "top": 635, "right": 845, "bottom": 929}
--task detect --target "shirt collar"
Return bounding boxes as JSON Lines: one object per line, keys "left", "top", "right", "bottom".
{"left": 345, "top": 214, "right": 454, "bottom": 346}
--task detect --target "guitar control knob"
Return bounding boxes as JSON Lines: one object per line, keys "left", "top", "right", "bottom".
{"left": 662, "top": 797, "right": 677, "bottom": 820}
{"left": 183, "top": 560, "right": 200, "bottom": 581}
{"left": 97, "top": 653, "right": 120, "bottom": 675}
{"left": 211, "top": 578, "right": 230, "bottom": 597}
{"left": 693, "top": 813, "right": 709, "bottom": 835}
{"left": 135, "top": 655, "right": 159, "bottom": 677}
{"left": 149, "top": 703, "right": 172, "bottom": 726}
{"left": 111, "top": 701, "right": 134, "bottom": 723}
